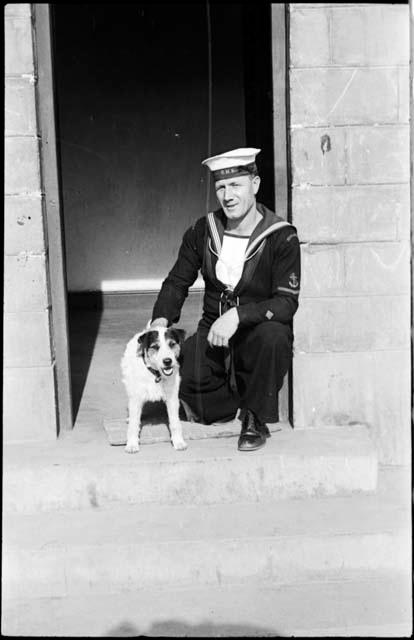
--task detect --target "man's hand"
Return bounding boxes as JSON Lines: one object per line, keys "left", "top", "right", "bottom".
{"left": 207, "top": 307, "right": 239, "bottom": 348}
{"left": 149, "top": 317, "right": 168, "bottom": 329}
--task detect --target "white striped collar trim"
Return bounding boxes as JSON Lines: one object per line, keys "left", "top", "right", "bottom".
{"left": 245, "top": 221, "right": 292, "bottom": 259}
{"left": 244, "top": 240, "right": 265, "bottom": 262}
{"left": 208, "top": 238, "right": 220, "bottom": 258}
{"left": 207, "top": 212, "right": 222, "bottom": 254}
{"left": 208, "top": 213, "right": 293, "bottom": 261}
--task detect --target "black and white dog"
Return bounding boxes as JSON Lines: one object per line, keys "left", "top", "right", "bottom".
{"left": 121, "top": 327, "right": 187, "bottom": 453}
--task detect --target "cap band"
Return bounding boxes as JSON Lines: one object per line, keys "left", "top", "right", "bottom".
{"left": 212, "top": 162, "right": 257, "bottom": 181}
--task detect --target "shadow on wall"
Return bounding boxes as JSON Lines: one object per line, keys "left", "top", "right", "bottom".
{"left": 105, "top": 619, "right": 280, "bottom": 637}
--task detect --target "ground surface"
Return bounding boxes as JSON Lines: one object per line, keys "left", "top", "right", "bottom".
{"left": 3, "top": 296, "right": 411, "bottom": 638}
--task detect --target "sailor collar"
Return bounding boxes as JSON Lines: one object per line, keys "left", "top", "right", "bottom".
{"left": 206, "top": 203, "right": 293, "bottom": 261}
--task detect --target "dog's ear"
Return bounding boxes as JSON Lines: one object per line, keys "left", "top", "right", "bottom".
{"left": 168, "top": 328, "right": 186, "bottom": 345}
{"left": 137, "top": 330, "right": 153, "bottom": 356}
{"left": 137, "top": 333, "right": 147, "bottom": 346}
{"left": 136, "top": 333, "right": 145, "bottom": 357}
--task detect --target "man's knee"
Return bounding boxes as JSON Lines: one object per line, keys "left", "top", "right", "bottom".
{"left": 180, "top": 363, "right": 212, "bottom": 392}
{"left": 180, "top": 333, "right": 222, "bottom": 391}
{"left": 246, "top": 321, "right": 292, "bottom": 351}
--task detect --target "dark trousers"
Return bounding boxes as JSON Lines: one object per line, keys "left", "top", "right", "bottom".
{"left": 179, "top": 321, "right": 293, "bottom": 424}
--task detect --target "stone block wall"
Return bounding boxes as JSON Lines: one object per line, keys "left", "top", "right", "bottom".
{"left": 289, "top": 4, "right": 411, "bottom": 464}
{"left": 4, "top": 4, "right": 57, "bottom": 441}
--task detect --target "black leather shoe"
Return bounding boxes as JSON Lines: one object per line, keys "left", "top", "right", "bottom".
{"left": 238, "top": 409, "right": 270, "bottom": 451}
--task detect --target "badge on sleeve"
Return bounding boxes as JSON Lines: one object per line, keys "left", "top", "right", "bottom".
{"left": 289, "top": 272, "right": 299, "bottom": 288}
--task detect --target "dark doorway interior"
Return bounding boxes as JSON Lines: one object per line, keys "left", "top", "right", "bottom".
{"left": 53, "top": 3, "right": 275, "bottom": 426}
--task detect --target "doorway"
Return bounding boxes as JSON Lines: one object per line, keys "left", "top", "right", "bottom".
{"left": 52, "top": 3, "right": 282, "bottom": 428}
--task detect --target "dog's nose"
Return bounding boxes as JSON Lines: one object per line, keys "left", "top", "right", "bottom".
{"left": 163, "top": 358, "right": 173, "bottom": 367}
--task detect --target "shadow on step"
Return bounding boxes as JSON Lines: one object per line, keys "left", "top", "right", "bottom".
{"left": 105, "top": 618, "right": 279, "bottom": 637}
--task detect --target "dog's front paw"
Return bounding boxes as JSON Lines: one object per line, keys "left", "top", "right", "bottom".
{"left": 172, "top": 437, "right": 188, "bottom": 451}
{"left": 125, "top": 441, "right": 140, "bottom": 454}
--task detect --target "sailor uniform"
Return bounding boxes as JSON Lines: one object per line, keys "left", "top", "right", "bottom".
{"left": 151, "top": 202, "right": 301, "bottom": 424}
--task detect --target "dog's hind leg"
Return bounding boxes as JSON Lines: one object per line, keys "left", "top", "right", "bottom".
{"left": 166, "top": 395, "right": 187, "bottom": 451}
{"left": 125, "top": 398, "right": 143, "bottom": 453}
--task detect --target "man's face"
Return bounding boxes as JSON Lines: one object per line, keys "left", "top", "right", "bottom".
{"left": 215, "top": 174, "right": 260, "bottom": 222}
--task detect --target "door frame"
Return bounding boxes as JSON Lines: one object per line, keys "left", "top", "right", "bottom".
{"left": 35, "top": 3, "right": 291, "bottom": 433}
{"left": 272, "top": 4, "right": 292, "bottom": 423}
{"left": 33, "top": 4, "right": 73, "bottom": 433}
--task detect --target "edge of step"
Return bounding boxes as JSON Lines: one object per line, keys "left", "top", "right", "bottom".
{"left": 3, "top": 425, "right": 379, "bottom": 511}
{"left": 4, "top": 469, "right": 410, "bottom": 598}
{"left": 4, "top": 472, "right": 410, "bottom": 548}
{"left": 103, "top": 415, "right": 287, "bottom": 446}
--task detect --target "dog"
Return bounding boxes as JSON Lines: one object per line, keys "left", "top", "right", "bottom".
{"left": 121, "top": 326, "right": 187, "bottom": 453}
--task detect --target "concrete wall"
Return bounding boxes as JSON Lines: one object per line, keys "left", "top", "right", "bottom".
{"left": 288, "top": 3, "right": 411, "bottom": 464}
{"left": 4, "top": 4, "right": 57, "bottom": 442}
{"left": 54, "top": 4, "right": 246, "bottom": 293}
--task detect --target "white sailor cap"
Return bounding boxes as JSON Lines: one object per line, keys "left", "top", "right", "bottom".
{"left": 201, "top": 147, "right": 261, "bottom": 181}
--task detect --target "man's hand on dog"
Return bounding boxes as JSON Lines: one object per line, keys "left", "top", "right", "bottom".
{"left": 207, "top": 307, "right": 239, "bottom": 348}
{"left": 150, "top": 317, "right": 168, "bottom": 328}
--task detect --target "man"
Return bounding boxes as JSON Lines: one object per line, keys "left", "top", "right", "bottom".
{"left": 150, "top": 148, "right": 301, "bottom": 451}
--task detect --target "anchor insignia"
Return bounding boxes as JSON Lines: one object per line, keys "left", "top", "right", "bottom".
{"left": 289, "top": 272, "right": 299, "bottom": 288}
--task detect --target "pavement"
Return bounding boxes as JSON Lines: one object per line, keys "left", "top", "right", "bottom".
{"left": 2, "top": 303, "right": 412, "bottom": 637}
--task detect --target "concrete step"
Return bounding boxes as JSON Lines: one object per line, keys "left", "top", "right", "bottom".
{"left": 2, "top": 572, "right": 412, "bottom": 637}
{"left": 4, "top": 425, "right": 378, "bottom": 512}
{"left": 3, "top": 476, "right": 410, "bottom": 598}
{"left": 103, "top": 413, "right": 288, "bottom": 446}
